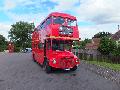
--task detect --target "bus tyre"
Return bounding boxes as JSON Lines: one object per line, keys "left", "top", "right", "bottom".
{"left": 43, "top": 60, "right": 52, "bottom": 73}
{"left": 71, "top": 66, "right": 77, "bottom": 71}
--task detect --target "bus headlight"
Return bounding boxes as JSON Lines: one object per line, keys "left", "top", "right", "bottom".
{"left": 52, "top": 58, "right": 56, "bottom": 64}
{"left": 59, "top": 26, "right": 63, "bottom": 31}
{"left": 76, "top": 59, "right": 80, "bottom": 62}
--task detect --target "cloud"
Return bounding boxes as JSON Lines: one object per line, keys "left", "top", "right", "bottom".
{"left": 2, "top": 0, "right": 53, "bottom": 24}
{"left": 79, "top": 23, "right": 118, "bottom": 40}
{"left": 48, "top": 0, "right": 120, "bottom": 25}
{"left": 2, "top": 0, "right": 120, "bottom": 25}
{"left": 1, "top": 0, "right": 120, "bottom": 40}
{"left": 48, "top": 0, "right": 120, "bottom": 39}
{"left": 3, "top": 0, "right": 16, "bottom": 10}
{"left": 3, "top": 0, "right": 49, "bottom": 12}
{"left": 75, "top": 0, "right": 120, "bottom": 24}
{"left": 50, "top": 0, "right": 80, "bottom": 12}
{"left": 6, "top": 11, "right": 49, "bottom": 26}
{"left": 0, "top": 23, "right": 11, "bottom": 39}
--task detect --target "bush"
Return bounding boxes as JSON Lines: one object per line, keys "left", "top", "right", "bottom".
{"left": 0, "top": 45, "right": 7, "bottom": 52}
{"left": 14, "top": 47, "right": 21, "bottom": 52}
{"left": 98, "top": 37, "right": 116, "bottom": 55}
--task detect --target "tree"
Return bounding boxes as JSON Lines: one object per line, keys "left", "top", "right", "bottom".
{"left": 73, "top": 38, "right": 91, "bottom": 49}
{"left": 8, "top": 21, "right": 35, "bottom": 50}
{"left": 112, "top": 44, "right": 120, "bottom": 56}
{"left": 93, "top": 32, "right": 112, "bottom": 38}
{"left": 0, "top": 35, "right": 7, "bottom": 51}
{"left": 98, "top": 37, "right": 116, "bottom": 55}
{"left": 79, "top": 38, "right": 91, "bottom": 49}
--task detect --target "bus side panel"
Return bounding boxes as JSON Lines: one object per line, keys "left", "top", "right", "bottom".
{"left": 37, "top": 48, "right": 44, "bottom": 64}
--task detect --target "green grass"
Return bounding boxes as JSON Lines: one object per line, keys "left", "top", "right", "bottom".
{"left": 87, "top": 60, "right": 120, "bottom": 71}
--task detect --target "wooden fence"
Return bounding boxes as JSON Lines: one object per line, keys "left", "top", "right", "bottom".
{"left": 72, "top": 49, "right": 120, "bottom": 64}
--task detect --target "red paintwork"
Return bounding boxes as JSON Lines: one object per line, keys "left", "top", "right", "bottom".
{"left": 8, "top": 42, "right": 14, "bottom": 53}
{"left": 32, "top": 12, "right": 80, "bottom": 69}
{"left": 49, "top": 12, "right": 76, "bottom": 19}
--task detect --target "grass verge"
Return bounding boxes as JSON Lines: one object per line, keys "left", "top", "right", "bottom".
{"left": 87, "top": 60, "right": 120, "bottom": 71}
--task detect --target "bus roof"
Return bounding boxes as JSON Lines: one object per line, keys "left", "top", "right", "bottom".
{"left": 36, "top": 12, "right": 77, "bottom": 30}
{"left": 49, "top": 12, "right": 76, "bottom": 20}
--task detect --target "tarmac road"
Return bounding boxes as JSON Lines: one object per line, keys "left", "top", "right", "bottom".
{"left": 0, "top": 53, "right": 119, "bottom": 90}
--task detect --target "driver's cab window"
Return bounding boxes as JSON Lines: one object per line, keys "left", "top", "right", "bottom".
{"left": 52, "top": 40, "right": 72, "bottom": 51}
{"left": 52, "top": 42, "right": 59, "bottom": 51}
{"left": 52, "top": 40, "right": 59, "bottom": 51}
{"left": 52, "top": 40, "right": 64, "bottom": 51}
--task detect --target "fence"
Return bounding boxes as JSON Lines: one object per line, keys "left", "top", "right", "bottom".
{"left": 72, "top": 49, "right": 120, "bottom": 64}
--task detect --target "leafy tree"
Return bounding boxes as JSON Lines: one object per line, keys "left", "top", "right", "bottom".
{"left": 73, "top": 41, "right": 79, "bottom": 49}
{"left": 0, "top": 35, "right": 7, "bottom": 51}
{"left": 93, "top": 32, "right": 112, "bottom": 38}
{"left": 79, "top": 38, "right": 91, "bottom": 49}
{"left": 98, "top": 37, "right": 116, "bottom": 55}
{"left": 8, "top": 21, "right": 35, "bottom": 50}
{"left": 73, "top": 38, "right": 91, "bottom": 49}
{"left": 112, "top": 44, "right": 120, "bottom": 56}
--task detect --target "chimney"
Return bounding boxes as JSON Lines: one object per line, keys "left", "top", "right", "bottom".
{"left": 118, "top": 25, "right": 119, "bottom": 30}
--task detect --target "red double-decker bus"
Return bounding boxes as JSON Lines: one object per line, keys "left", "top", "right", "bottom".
{"left": 8, "top": 41, "right": 14, "bottom": 53}
{"left": 32, "top": 12, "right": 80, "bottom": 73}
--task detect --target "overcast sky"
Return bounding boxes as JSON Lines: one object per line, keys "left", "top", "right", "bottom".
{"left": 0, "top": 0, "right": 120, "bottom": 40}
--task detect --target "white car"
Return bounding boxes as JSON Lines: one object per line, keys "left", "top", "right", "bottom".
{"left": 22, "top": 48, "right": 32, "bottom": 53}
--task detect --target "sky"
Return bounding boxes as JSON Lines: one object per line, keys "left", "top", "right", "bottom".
{"left": 0, "top": 0, "right": 120, "bottom": 40}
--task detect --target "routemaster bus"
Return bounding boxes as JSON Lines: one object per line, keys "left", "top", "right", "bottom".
{"left": 32, "top": 12, "right": 80, "bottom": 73}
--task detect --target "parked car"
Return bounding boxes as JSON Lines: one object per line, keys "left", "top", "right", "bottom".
{"left": 22, "top": 48, "right": 32, "bottom": 53}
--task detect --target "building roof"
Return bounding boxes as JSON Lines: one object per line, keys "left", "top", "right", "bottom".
{"left": 92, "top": 38, "right": 100, "bottom": 44}
{"left": 85, "top": 38, "right": 100, "bottom": 50}
{"left": 85, "top": 43, "right": 99, "bottom": 50}
{"left": 112, "top": 30, "right": 120, "bottom": 40}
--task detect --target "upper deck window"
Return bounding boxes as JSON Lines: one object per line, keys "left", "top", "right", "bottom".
{"left": 67, "top": 19, "right": 77, "bottom": 26}
{"left": 53, "top": 17, "right": 65, "bottom": 25}
{"left": 40, "top": 21, "right": 46, "bottom": 29}
{"left": 46, "top": 17, "right": 51, "bottom": 25}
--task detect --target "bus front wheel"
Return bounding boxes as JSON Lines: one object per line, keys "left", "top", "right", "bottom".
{"left": 43, "top": 60, "right": 52, "bottom": 73}
{"left": 71, "top": 66, "right": 77, "bottom": 71}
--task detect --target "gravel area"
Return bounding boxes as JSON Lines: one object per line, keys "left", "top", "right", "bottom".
{"left": 81, "top": 60, "right": 120, "bottom": 85}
